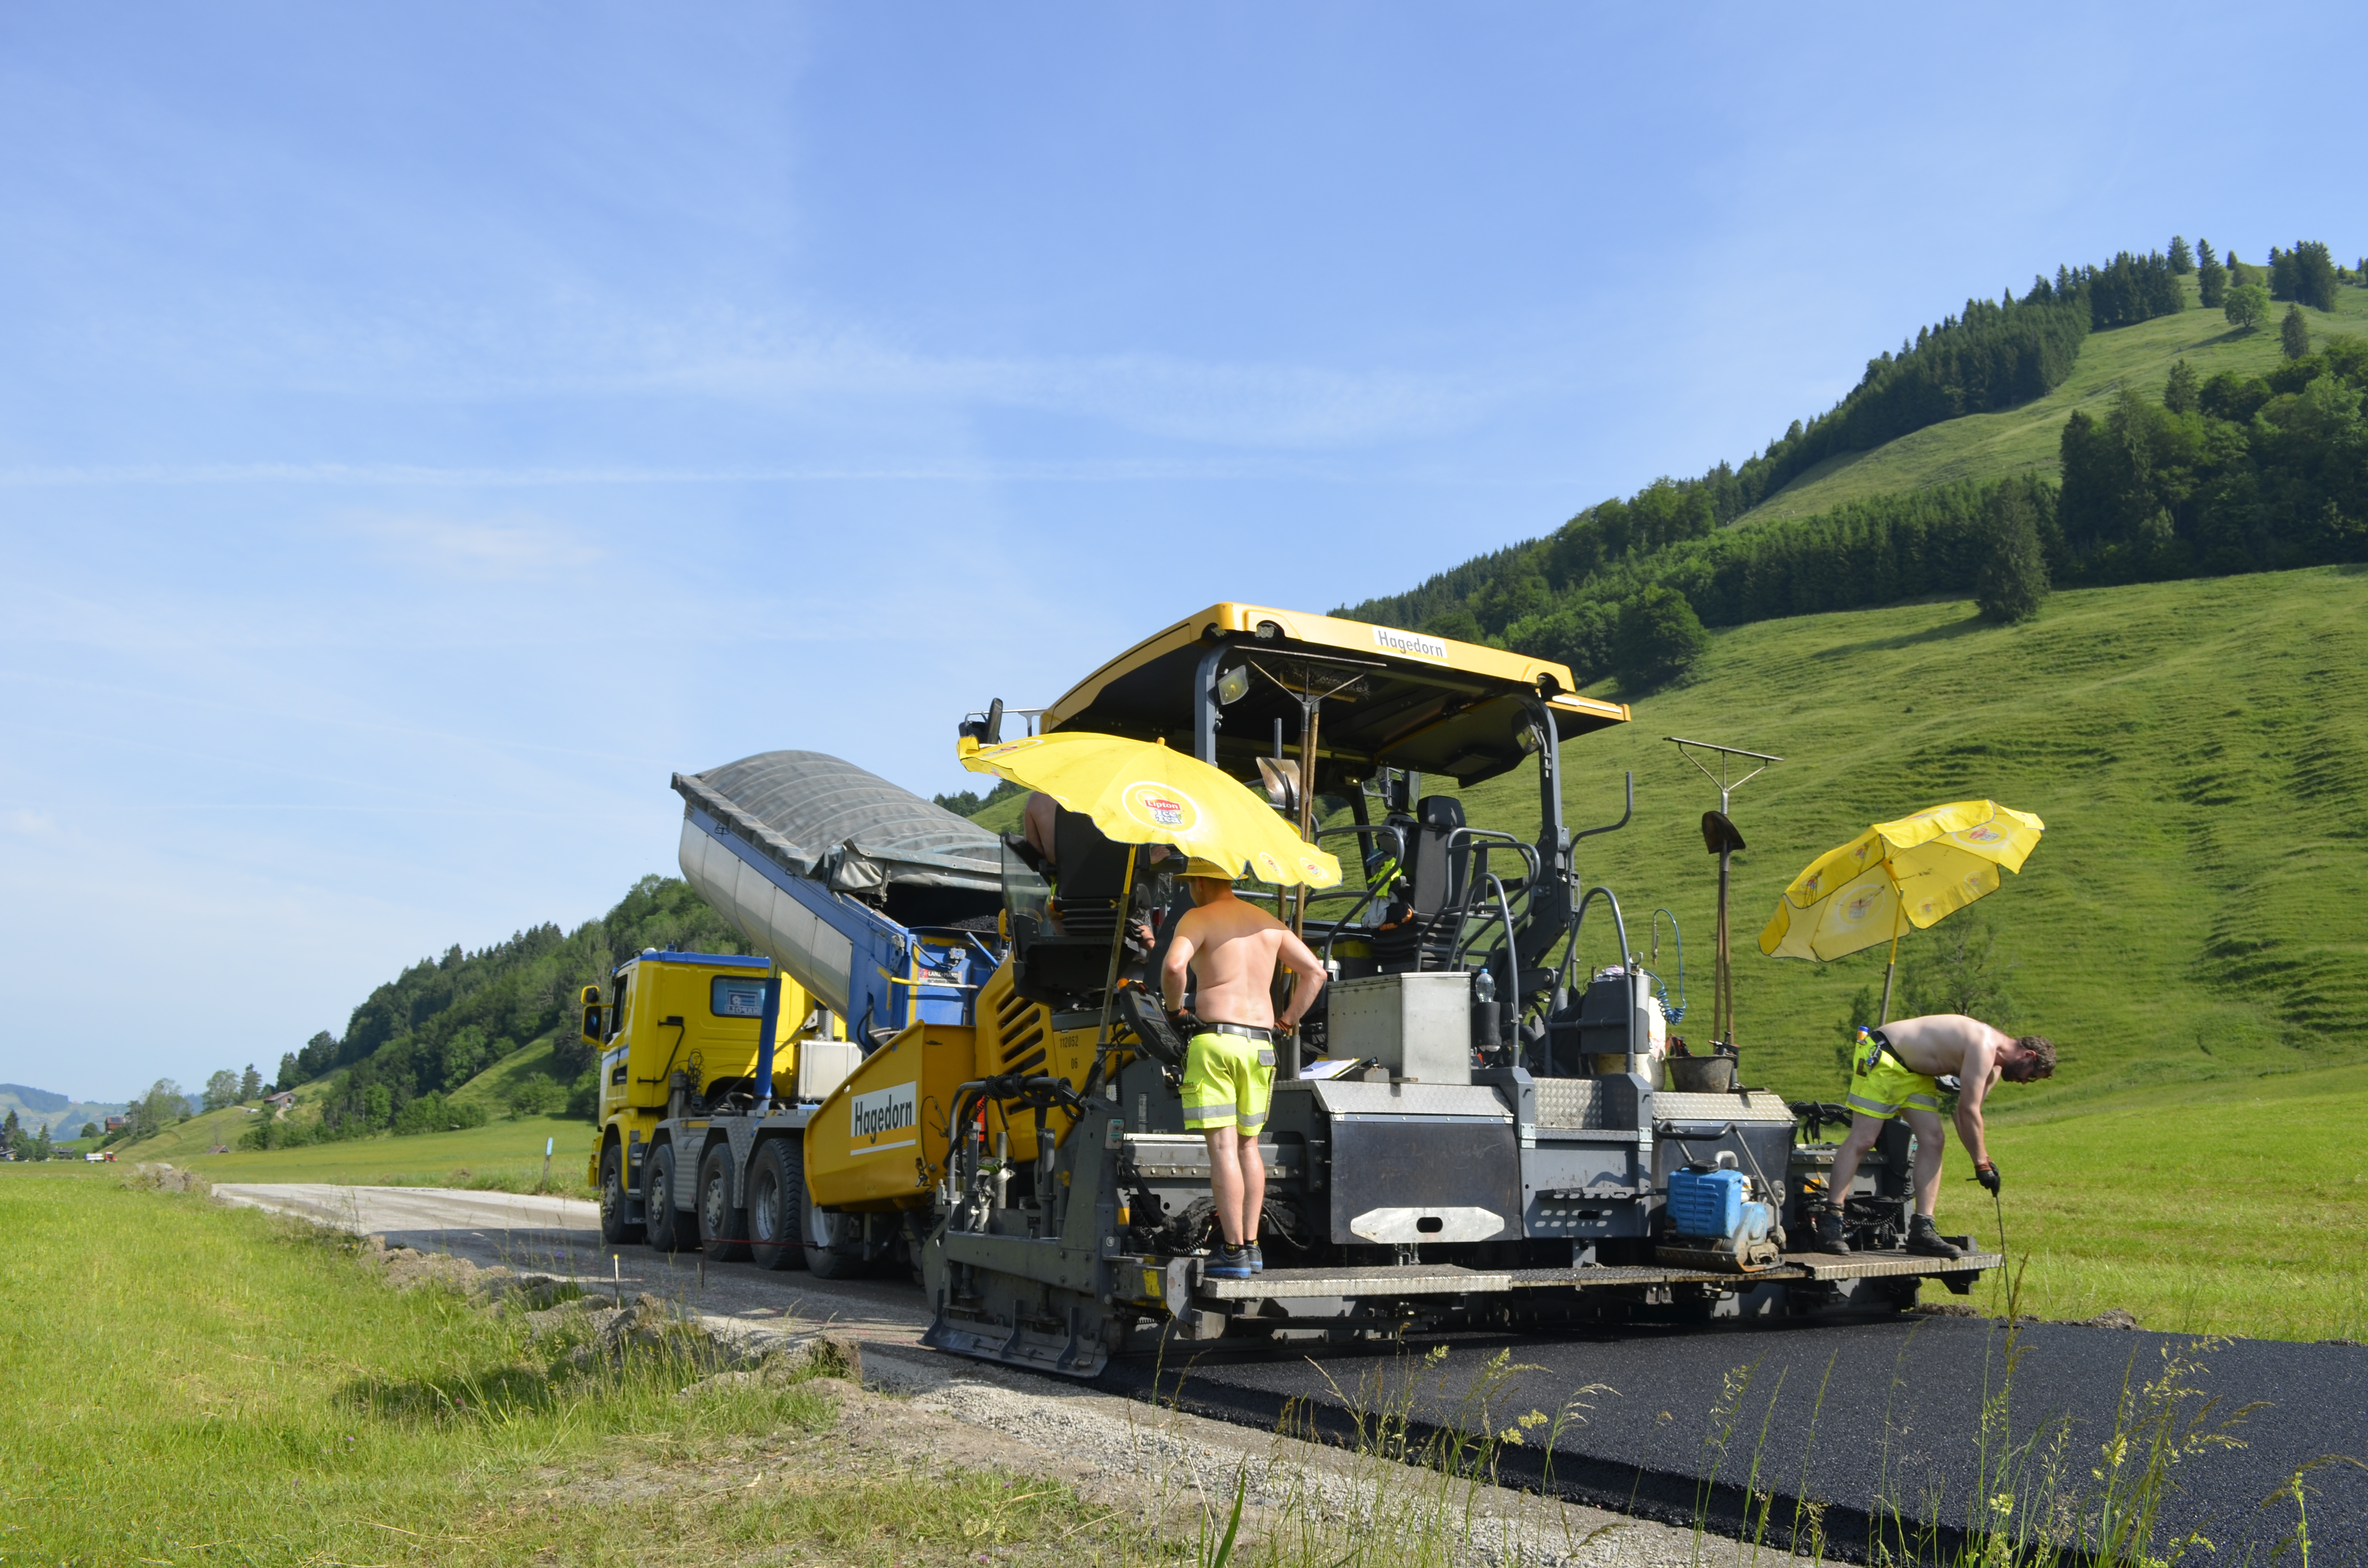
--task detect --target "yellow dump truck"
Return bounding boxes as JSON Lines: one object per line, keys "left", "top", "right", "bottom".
{"left": 590, "top": 749, "right": 1010, "bottom": 1275}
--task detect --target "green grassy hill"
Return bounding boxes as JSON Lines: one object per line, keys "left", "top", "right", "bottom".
{"left": 1448, "top": 564, "right": 2368, "bottom": 1103}
{"left": 1739, "top": 278, "right": 2368, "bottom": 524}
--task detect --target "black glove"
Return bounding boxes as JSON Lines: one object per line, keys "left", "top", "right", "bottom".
{"left": 1972, "top": 1161, "right": 2001, "bottom": 1194}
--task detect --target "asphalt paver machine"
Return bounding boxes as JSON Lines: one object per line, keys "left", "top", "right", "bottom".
{"left": 911, "top": 604, "right": 1995, "bottom": 1375}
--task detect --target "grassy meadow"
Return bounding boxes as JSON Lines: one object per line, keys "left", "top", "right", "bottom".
{"left": 1454, "top": 564, "right": 2368, "bottom": 1102}
{"left": 109, "top": 1040, "right": 598, "bottom": 1194}
{"left": 149, "top": 1110, "right": 600, "bottom": 1195}
{"left": 0, "top": 1165, "right": 1112, "bottom": 1568}
{"left": 1739, "top": 276, "right": 2368, "bottom": 524}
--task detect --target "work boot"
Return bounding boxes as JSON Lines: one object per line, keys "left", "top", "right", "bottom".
{"left": 1205, "top": 1245, "right": 1253, "bottom": 1281}
{"left": 1906, "top": 1215, "right": 1964, "bottom": 1259}
{"left": 1811, "top": 1204, "right": 1852, "bottom": 1255}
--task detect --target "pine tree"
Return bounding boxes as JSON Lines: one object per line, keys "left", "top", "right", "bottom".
{"left": 2281, "top": 303, "right": 2311, "bottom": 359}
{"left": 2198, "top": 237, "right": 2227, "bottom": 307}
{"left": 2285, "top": 241, "right": 2338, "bottom": 308}
{"left": 2164, "top": 359, "right": 2200, "bottom": 414}
{"left": 1974, "top": 485, "right": 2049, "bottom": 624}
{"left": 240, "top": 1064, "right": 263, "bottom": 1101}
{"left": 2169, "top": 235, "right": 2194, "bottom": 274}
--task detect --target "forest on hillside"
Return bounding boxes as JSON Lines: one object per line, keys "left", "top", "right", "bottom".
{"left": 1341, "top": 238, "right": 2367, "bottom": 690}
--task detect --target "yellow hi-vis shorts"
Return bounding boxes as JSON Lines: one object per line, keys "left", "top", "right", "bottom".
{"left": 1846, "top": 1032, "right": 1941, "bottom": 1122}
{"left": 1182, "top": 1031, "right": 1275, "bottom": 1133}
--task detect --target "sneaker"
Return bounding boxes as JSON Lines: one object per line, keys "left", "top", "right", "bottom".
{"left": 1205, "top": 1246, "right": 1253, "bottom": 1280}
{"left": 1246, "top": 1245, "right": 1264, "bottom": 1274}
{"left": 1906, "top": 1215, "right": 1963, "bottom": 1259}
{"left": 1811, "top": 1205, "right": 1852, "bottom": 1255}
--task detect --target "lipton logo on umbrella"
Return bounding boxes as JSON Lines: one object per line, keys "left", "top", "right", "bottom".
{"left": 1122, "top": 781, "right": 1198, "bottom": 832}
{"left": 1963, "top": 871, "right": 1987, "bottom": 897}
{"left": 1951, "top": 823, "right": 2007, "bottom": 846}
{"left": 1300, "top": 856, "right": 1327, "bottom": 880}
{"left": 1839, "top": 887, "right": 1883, "bottom": 925}
{"left": 1256, "top": 851, "right": 1284, "bottom": 879}
{"left": 1799, "top": 872, "right": 1823, "bottom": 899}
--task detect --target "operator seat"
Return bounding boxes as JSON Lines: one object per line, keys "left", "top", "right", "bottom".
{"left": 1367, "top": 796, "right": 1475, "bottom": 972}
{"left": 1010, "top": 808, "right": 1161, "bottom": 1004}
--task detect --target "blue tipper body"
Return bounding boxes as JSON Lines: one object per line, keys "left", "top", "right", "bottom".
{"left": 1667, "top": 1166, "right": 1748, "bottom": 1239}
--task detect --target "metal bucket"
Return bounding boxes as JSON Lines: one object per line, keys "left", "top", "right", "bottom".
{"left": 1665, "top": 1054, "right": 1738, "bottom": 1093}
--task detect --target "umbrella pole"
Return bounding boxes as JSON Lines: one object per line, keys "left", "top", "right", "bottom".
{"left": 1291, "top": 701, "right": 1320, "bottom": 938}
{"left": 1087, "top": 843, "right": 1138, "bottom": 1096}
{"left": 1714, "top": 845, "right": 1731, "bottom": 1048}
{"left": 1877, "top": 907, "right": 1903, "bottom": 1024}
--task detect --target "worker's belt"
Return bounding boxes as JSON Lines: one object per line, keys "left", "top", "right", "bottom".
{"left": 1196, "top": 1021, "right": 1275, "bottom": 1042}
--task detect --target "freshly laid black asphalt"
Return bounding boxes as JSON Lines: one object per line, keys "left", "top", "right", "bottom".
{"left": 1086, "top": 1312, "right": 2368, "bottom": 1564}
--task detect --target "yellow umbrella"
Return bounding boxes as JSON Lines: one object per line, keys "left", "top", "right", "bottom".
{"left": 1758, "top": 798, "right": 2044, "bottom": 1019}
{"left": 959, "top": 731, "right": 1342, "bottom": 888}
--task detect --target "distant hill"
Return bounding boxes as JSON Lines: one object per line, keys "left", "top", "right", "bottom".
{"left": 0, "top": 1086, "right": 129, "bottom": 1138}
{"left": 1, "top": 1083, "right": 68, "bottom": 1114}
{"left": 1737, "top": 273, "right": 2367, "bottom": 525}
{"left": 1335, "top": 240, "right": 2368, "bottom": 692}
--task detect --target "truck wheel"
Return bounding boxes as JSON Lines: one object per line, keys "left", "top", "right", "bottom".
{"left": 804, "top": 1205, "right": 863, "bottom": 1279}
{"left": 599, "top": 1142, "right": 643, "bottom": 1245}
{"left": 698, "top": 1144, "right": 750, "bottom": 1262}
{"left": 746, "top": 1139, "right": 808, "bottom": 1272}
{"left": 643, "top": 1142, "right": 688, "bottom": 1253}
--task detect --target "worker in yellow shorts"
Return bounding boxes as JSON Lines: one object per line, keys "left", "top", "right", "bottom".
{"left": 1159, "top": 857, "right": 1326, "bottom": 1281}
{"left": 1815, "top": 1014, "right": 2055, "bottom": 1257}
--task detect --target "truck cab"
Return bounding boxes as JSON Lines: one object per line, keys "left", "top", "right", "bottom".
{"left": 583, "top": 948, "right": 861, "bottom": 1254}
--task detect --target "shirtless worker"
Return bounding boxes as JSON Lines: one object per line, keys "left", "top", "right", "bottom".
{"left": 1159, "top": 858, "right": 1327, "bottom": 1281}
{"left": 1814, "top": 1013, "right": 2055, "bottom": 1257}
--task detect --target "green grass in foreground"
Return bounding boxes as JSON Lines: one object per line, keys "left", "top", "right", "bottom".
{"left": 1740, "top": 276, "right": 2368, "bottom": 523}
{"left": 160, "top": 1112, "right": 600, "bottom": 1197}
{"left": 0, "top": 1167, "right": 1110, "bottom": 1567}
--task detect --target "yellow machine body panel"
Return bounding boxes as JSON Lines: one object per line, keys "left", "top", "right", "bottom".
{"left": 801, "top": 960, "right": 1109, "bottom": 1211}
{"left": 580, "top": 951, "right": 811, "bottom": 1183}
{"left": 802, "top": 1021, "right": 975, "bottom": 1212}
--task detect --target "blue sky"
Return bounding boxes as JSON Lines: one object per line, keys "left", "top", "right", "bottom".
{"left": 5, "top": 3, "right": 2358, "bottom": 1100}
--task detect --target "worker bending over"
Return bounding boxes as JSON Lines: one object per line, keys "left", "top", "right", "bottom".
{"left": 1814, "top": 1014, "right": 2054, "bottom": 1257}
{"left": 1160, "top": 858, "right": 1326, "bottom": 1281}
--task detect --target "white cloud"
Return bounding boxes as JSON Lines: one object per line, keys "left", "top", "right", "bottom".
{"left": 350, "top": 511, "right": 607, "bottom": 582}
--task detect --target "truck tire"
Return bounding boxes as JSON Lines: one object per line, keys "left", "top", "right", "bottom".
{"left": 599, "top": 1142, "right": 643, "bottom": 1245}
{"left": 804, "top": 1204, "right": 864, "bottom": 1279}
{"left": 697, "top": 1144, "right": 750, "bottom": 1262}
{"left": 746, "top": 1139, "right": 808, "bottom": 1272}
{"left": 643, "top": 1142, "right": 689, "bottom": 1253}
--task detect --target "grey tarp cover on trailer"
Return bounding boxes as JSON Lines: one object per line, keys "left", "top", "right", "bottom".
{"left": 671, "top": 750, "right": 1000, "bottom": 894}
